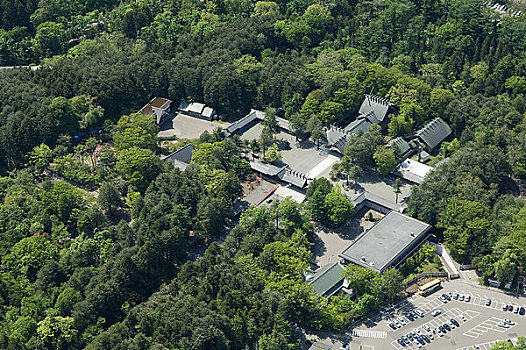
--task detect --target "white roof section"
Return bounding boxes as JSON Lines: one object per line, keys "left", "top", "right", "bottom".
{"left": 394, "top": 158, "right": 433, "bottom": 184}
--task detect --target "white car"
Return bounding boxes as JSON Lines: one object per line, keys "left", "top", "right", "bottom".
{"left": 432, "top": 310, "right": 441, "bottom": 316}
{"left": 504, "top": 319, "right": 515, "bottom": 325}
{"left": 397, "top": 317, "right": 406, "bottom": 326}
{"left": 459, "top": 294, "right": 465, "bottom": 301}
{"left": 497, "top": 322, "right": 510, "bottom": 328}
{"left": 465, "top": 294, "right": 471, "bottom": 302}
{"left": 449, "top": 322, "right": 456, "bottom": 329}
{"left": 438, "top": 330, "right": 444, "bottom": 337}
{"left": 395, "top": 321, "right": 401, "bottom": 328}
{"left": 460, "top": 315, "right": 467, "bottom": 322}
{"left": 427, "top": 333, "right": 434, "bottom": 340}
{"left": 423, "top": 324, "right": 431, "bottom": 332}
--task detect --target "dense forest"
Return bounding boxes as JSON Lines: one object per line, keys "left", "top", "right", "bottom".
{"left": 0, "top": 0, "right": 526, "bottom": 348}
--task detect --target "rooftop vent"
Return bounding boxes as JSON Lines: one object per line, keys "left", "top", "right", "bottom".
{"left": 369, "top": 262, "right": 375, "bottom": 266}
{"left": 410, "top": 231, "right": 415, "bottom": 237}
{"left": 361, "top": 256, "right": 366, "bottom": 262}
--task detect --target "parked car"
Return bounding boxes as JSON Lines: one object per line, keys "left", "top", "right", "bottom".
{"left": 394, "top": 321, "right": 402, "bottom": 328}
{"left": 417, "top": 336, "right": 425, "bottom": 345}
{"left": 423, "top": 324, "right": 431, "bottom": 332}
{"left": 498, "top": 322, "right": 510, "bottom": 328}
{"left": 459, "top": 294, "right": 465, "bottom": 301}
{"left": 439, "top": 296, "right": 448, "bottom": 303}
{"left": 432, "top": 310, "right": 441, "bottom": 316}
{"left": 451, "top": 318, "right": 460, "bottom": 327}
{"left": 503, "top": 304, "right": 509, "bottom": 311}
{"left": 438, "top": 325, "right": 446, "bottom": 333}
{"left": 406, "top": 313, "right": 415, "bottom": 321}
{"left": 427, "top": 333, "right": 434, "bottom": 340}
{"left": 508, "top": 305, "right": 513, "bottom": 311}
{"left": 520, "top": 307, "right": 525, "bottom": 315}
{"left": 453, "top": 293, "right": 459, "bottom": 300}
{"left": 449, "top": 321, "right": 456, "bottom": 329}
{"left": 389, "top": 323, "right": 397, "bottom": 330}
{"left": 397, "top": 338, "right": 405, "bottom": 346}
{"left": 414, "top": 309, "right": 424, "bottom": 317}
{"left": 422, "top": 334, "right": 430, "bottom": 343}
{"left": 397, "top": 317, "right": 406, "bottom": 326}
{"left": 485, "top": 299, "right": 491, "bottom": 306}
{"left": 442, "top": 293, "right": 451, "bottom": 301}
{"left": 504, "top": 319, "right": 515, "bottom": 325}
{"left": 513, "top": 305, "right": 519, "bottom": 314}
{"left": 460, "top": 315, "right": 467, "bottom": 322}
{"left": 465, "top": 294, "right": 471, "bottom": 302}
{"left": 407, "top": 333, "right": 414, "bottom": 341}
{"left": 443, "top": 323, "right": 451, "bottom": 331}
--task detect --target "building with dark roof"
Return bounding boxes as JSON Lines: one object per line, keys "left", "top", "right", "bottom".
{"left": 358, "top": 94, "right": 392, "bottom": 123}
{"left": 138, "top": 97, "right": 172, "bottom": 124}
{"left": 178, "top": 101, "right": 216, "bottom": 120}
{"left": 411, "top": 117, "right": 452, "bottom": 152}
{"left": 327, "top": 94, "right": 393, "bottom": 154}
{"left": 161, "top": 144, "right": 193, "bottom": 171}
{"left": 387, "top": 137, "right": 412, "bottom": 159}
{"left": 226, "top": 109, "right": 291, "bottom": 137}
{"left": 339, "top": 211, "right": 431, "bottom": 273}
{"left": 307, "top": 263, "right": 347, "bottom": 298}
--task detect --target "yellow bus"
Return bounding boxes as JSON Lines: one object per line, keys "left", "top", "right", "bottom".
{"left": 418, "top": 279, "right": 441, "bottom": 296}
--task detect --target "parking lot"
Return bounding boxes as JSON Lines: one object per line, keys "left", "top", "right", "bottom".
{"left": 344, "top": 279, "right": 526, "bottom": 350}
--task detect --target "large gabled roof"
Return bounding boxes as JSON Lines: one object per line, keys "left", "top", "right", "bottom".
{"left": 161, "top": 144, "right": 193, "bottom": 171}
{"left": 415, "top": 117, "right": 452, "bottom": 150}
{"left": 358, "top": 94, "right": 392, "bottom": 123}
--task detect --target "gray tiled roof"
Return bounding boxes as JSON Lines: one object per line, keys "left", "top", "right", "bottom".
{"left": 358, "top": 94, "right": 392, "bottom": 123}
{"left": 415, "top": 118, "right": 452, "bottom": 150}
{"left": 344, "top": 117, "right": 371, "bottom": 134}
{"left": 161, "top": 144, "right": 193, "bottom": 171}
{"left": 249, "top": 161, "right": 286, "bottom": 177}
{"left": 277, "top": 168, "right": 308, "bottom": 188}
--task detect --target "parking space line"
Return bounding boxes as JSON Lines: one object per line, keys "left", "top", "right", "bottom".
{"left": 352, "top": 329, "right": 387, "bottom": 339}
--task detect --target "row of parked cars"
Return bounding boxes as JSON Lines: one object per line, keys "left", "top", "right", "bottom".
{"left": 396, "top": 317, "right": 461, "bottom": 348}
{"left": 502, "top": 303, "right": 526, "bottom": 315}
{"left": 388, "top": 310, "right": 425, "bottom": 330}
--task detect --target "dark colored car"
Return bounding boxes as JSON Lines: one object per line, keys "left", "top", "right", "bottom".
{"left": 508, "top": 305, "right": 514, "bottom": 311}
{"left": 389, "top": 323, "right": 397, "bottom": 330}
{"left": 520, "top": 307, "right": 525, "bottom": 315}
{"left": 442, "top": 293, "right": 451, "bottom": 301}
{"left": 451, "top": 318, "right": 460, "bottom": 327}
{"left": 439, "top": 325, "right": 445, "bottom": 333}
{"left": 443, "top": 323, "right": 451, "bottom": 331}
{"left": 407, "top": 334, "right": 414, "bottom": 341}
{"left": 397, "top": 338, "right": 405, "bottom": 346}
{"left": 422, "top": 334, "right": 430, "bottom": 343}
{"left": 406, "top": 313, "right": 415, "bottom": 321}
{"left": 417, "top": 336, "right": 425, "bottom": 345}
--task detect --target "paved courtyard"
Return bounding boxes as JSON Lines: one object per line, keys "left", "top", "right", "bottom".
{"left": 157, "top": 113, "right": 227, "bottom": 139}
{"left": 309, "top": 279, "right": 526, "bottom": 350}
{"left": 312, "top": 208, "right": 384, "bottom": 267}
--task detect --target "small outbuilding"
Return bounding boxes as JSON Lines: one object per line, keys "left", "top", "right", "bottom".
{"left": 138, "top": 97, "right": 172, "bottom": 124}
{"left": 178, "top": 101, "right": 216, "bottom": 120}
